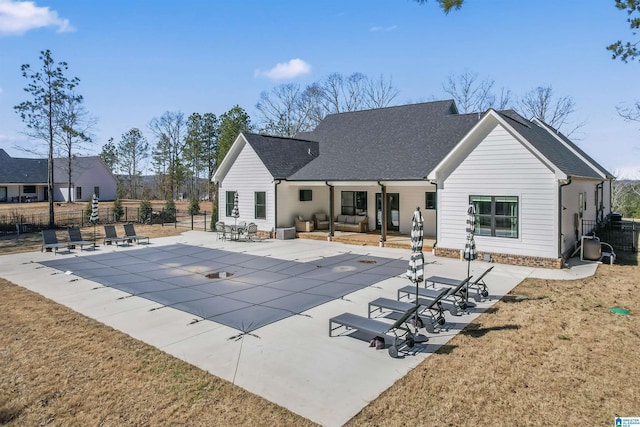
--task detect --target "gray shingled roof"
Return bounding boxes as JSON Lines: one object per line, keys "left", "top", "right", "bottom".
{"left": 290, "top": 101, "right": 481, "bottom": 181}
{"left": 242, "top": 133, "right": 319, "bottom": 179}
{"left": 0, "top": 149, "right": 48, "bottom": 183}
{"left": 498, "top": 112, "right": 606, "bottom": 179}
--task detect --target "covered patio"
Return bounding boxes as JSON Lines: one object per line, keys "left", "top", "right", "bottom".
{"left": 296, "top": 229, "right": 436, "bottom": 251}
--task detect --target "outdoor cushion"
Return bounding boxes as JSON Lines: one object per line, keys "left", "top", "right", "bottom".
{"left": 337, "top": 215, "right": 347, "bottom": 223}
{"left": 315, "top": 213, "right": 326, "bottom": 221}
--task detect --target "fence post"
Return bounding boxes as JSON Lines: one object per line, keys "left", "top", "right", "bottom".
{"left": 203, "top": 211, "right": 207, "bottom": 231}
{"left": 191, "top": 214, "right": 194, "bottom": 230}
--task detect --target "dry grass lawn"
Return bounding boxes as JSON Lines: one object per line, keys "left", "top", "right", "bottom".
{"left": 1, "top": 202, "right": 639, "bottom": 425}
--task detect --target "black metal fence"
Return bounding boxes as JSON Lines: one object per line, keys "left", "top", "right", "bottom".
{"left": 1, "top": 207, "right": 212, "bottom": 235}
{"left": 582, "top": 218, "right": 638, "bottom": 252}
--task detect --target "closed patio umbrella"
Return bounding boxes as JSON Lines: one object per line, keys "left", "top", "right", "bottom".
{"left": 463, "top": 204, "right": 477, "bottom": 305}
{"left": 406, "top": 206, "right": 426, "bottom": 343}
{"left": 232, "top": 191, "right": 239, "bottom": 228}
{"left": 90, "top": 194, "right": 99, "bottom": 247}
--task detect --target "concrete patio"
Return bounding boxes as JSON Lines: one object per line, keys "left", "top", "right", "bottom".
{"left": 0, "top": 231, "right": 598, "bottom": 426}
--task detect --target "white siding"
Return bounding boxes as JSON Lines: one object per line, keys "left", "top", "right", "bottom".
{"left": 218, "top": 143, "right": 275, "bottom": 231}
{"left": 438, "top": 125, "right": 559, "bottom": 259}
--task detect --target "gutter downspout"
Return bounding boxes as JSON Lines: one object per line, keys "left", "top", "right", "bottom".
{"left": 325, "top": 181, "right": 334, "bottom": 239}
{"left": 274, "top": 180, "right": 281, "bottom": 237}
{"left": 596, "top": 181, "right": 604, "bottom": 223}
{"left": 430, "top": 180, "right": 438, "bottom": 250}
{"left": 558, "top": 177, "right": 572, "bottom": 261}
{"left": 378, "top": 181, "right": 386, "bottom": 246}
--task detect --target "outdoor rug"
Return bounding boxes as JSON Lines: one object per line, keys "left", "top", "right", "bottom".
{"left": 40, "top": 243, "right": 408, "bottom": 333}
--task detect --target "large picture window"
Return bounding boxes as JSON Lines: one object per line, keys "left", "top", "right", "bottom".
{"left": 255, "top": 191, "right": 266, "bottom": 219}
{"left": 341, "top": 191, "right": 367, "bottom": 215}
{"left": 226, "top": 191, "right": 235, "bottom": 216}
{"left": 470, "top": 195, "right": 518, "bottom": 238}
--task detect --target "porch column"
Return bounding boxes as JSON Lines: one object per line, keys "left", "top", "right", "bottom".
{"left": 380, "top": 182, "right": 387, "bottom": 244}
{"left": 329, "top": 184, "right": 334, "bottom": 238}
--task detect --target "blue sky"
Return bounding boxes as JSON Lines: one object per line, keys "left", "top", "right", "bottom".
{"left": 0, "top": 0, "right": 638, "bottom": 177}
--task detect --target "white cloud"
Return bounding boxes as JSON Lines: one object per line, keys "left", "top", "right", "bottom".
{"left": 370, "top": 25, "right": 398, "bottom": 32}
{"left": 614, "top": 165, "right": 640, "bottom": 180}
{"left": 255, "top": 58, "right": 311, "bottom": 80}
{"left": 0, "top": 0, "right": 74, "bottom": 35}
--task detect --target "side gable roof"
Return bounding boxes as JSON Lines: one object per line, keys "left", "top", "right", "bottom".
{"left": 53, "top": 156, "right": 117, "bottom": 183}
{"left": 0, "top": 149, "right": 48, "bottom": 184}
{"left": 429, "top": 109, "right": 609, "bottom": 182}
{"left": 213, "top": 133, "right": 319, "bottom": 182}
{"left": 498, "top": 111, "right": 607, "bottom": 179}
{"left": 290, "top": 100, "right": 480, "bottom": 181}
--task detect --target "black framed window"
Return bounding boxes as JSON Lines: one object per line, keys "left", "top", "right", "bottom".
{"left": 299, "top": 189, "right": 312, "bottom": 201}
{"left": 226, "top": 191, "right": 235, "bottom": 216}
{"left": 255, "top": 191, "right": 266, "bottom": 219}
{"left": 23, "top": 185, "right": 36, "bottom": 194}
{"left": 470, "top": 195, "right": 518, "bottom": 238}
{"left": 425, "top": 192, "right": 436, "bottom": 210}
{"left": 94, "top": 186, "right": 100, "bottom": 198}
{"left": 341, "top": 191, "right": 367, "bottom": 215}
{"left": 76, "top": 187, "right": 82, "bottom": 200}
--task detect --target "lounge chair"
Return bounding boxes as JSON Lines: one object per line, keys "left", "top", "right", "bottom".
{"left": 103, "top": 225, "right": 128, "bottom": 246}
{"left": 397, "top": 277, "right": 471, "bottom": 316}
{"left": 67, "top": 226, "right": 93, "bottom": 251}
{"left": 368, "top": 287, "right": 449, "bottom": 334}
{"left": 329, "top": 304, "right": 419, "bottom": 358}
{"left": 294, "top": 216, "right": 314, "bottom": 232}
{"left": 312, "top": 212, "right": 329, "bottom": 230}
{"left": 41, "top": 229, "right": 69, "bottom": 254}
{"left": 123, "top": 224, "right": 149, "bottom": 245}
{"left": 425, "top": 266, "right": 493, "bottom": 303}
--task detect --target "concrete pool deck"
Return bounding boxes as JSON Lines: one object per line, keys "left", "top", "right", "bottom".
{"left": 0, "top": 231, "right": 598, "bottom": 426}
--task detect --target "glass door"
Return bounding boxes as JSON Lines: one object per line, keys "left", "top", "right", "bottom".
{"left": 375, "top": 193, "right": 400, "bottom": 232}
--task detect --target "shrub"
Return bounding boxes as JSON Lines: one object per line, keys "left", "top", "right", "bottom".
{"left": 84, "top": 200, "right": 93, "bottom": 223}
{"left": 139, "top": 199, "right": 152, "bottom": 223}
{"left": 188, "top": 196, "right": 200, "bottom": 216}
{"left": 112, "top": 198, "right": 124, "bottom": 222}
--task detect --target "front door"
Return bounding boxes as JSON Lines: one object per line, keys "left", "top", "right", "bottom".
{"left": 376, "top": 193, "right": 400, "bottom": 232}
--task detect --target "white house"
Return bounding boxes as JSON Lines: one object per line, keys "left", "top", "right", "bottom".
{"left": 213, "top": 101, "right": 613, "bottom": 268}
{"left": 0, "top": 149, "right": 118, "bottom": 203}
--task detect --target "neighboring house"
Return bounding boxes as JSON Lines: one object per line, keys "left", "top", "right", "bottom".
{"left": 0, "top": 149, "right": 118, "bottom": 203}
{"left": 214, "top": 101, "right": 613, "bottom": 268}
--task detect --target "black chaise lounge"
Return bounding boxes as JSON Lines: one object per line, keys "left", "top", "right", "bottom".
{"left": 41, "top": 229, "right": 68, "bottom": 254}
{"left": 368, "top": 287, "right": 450, "bottom": 334}
{"left": 67, "top": 226, "right": 93, "bottom": 251}
{"left": 329, "top": 304, "right": 420, "bottom": 358}
{"left": 424, "top": 267, "right": 493, "bottom": 303}
{"left": 397, "top": 276, "right": 471, "bottom": 316}
{"left": 124, "top": 224, "right": 149, "bottom": 245}
{"left": 103, "top": 225, "right": 128, "bottom": 246}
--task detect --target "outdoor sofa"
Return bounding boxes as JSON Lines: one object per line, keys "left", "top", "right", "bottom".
{"left": 334, "top": 214, "right": 368, "bottom": 232}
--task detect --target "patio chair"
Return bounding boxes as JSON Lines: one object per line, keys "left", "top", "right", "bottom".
{"left": 41, "top": 229, "right": 69, "bottom": 254}
{"left": 294, "top": 215, "right": 314, "bottom": 232}
{"left": 67, "top": 226, "right": 93, "bottom": 251}
{"left": 313, "top": 212, "right": 329, "bottom": 230}
{"left": 368, "top": 287, "right": 449, "bottom": 334}
{"left": 103, "top": 225, "right": 128, "bottom": 246}
{"left": 581, "top": 235, "right": 616, "bottom": 264}
{"left": 215, "top": 221, "right": 226, "bottom": 240}
{"left": 244, "top": 223, "right": 258, "bottom": 241}
{"left": 329, "top": 304, "right": 420, "bottom": 358}
{"left": 123, "top": 224, "right": 149, "bottom": 245}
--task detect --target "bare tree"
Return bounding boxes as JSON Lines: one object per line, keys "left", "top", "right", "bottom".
{"left": 149, "top": 111, "right": 186, "bottom": 200}
{"left": 617, "top": 101, "right": 640, "bottom": 122}
{"left": 56, "top": 91, "right": 96, "bottom": 203}
{"left": 117, "top": 128, "right": 148, "bottom": 199}
{"left": 256, "top": 72, "right": 399, "bottom": 137}
{"left": 443, "top": 70, "right": 511, "bottom": 113}
{"left": 518, "top": 86, "right": 584, "bottom": 136}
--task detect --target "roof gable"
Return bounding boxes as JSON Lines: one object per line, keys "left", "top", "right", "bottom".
{"left": 0, "top": 150, "right": 48, "bottom": 183}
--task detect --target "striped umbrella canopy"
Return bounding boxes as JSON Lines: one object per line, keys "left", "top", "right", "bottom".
{"left": 231, "top": 191, "right": 239, "bottom": 226}
{"left": 90, "top": 194, "right": 99, "bottom": 224}
{"left": 463, "top": 204, "right": 477, "bottom": 278}
{"left": 406, "top": 207, "right": 424, "bottom": 283}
